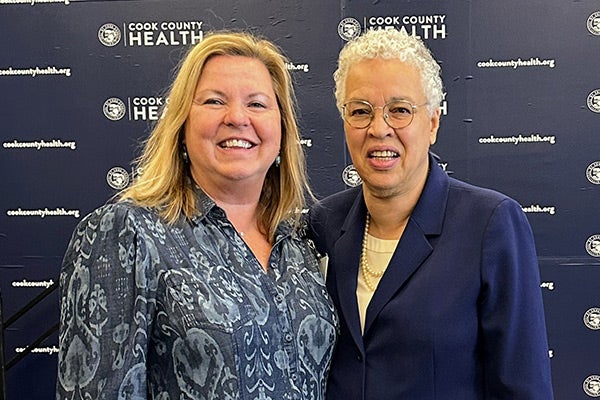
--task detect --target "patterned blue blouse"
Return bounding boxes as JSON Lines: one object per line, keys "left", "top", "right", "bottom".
{"left": 56, "top": 189, "right": 338, "bottom": 400}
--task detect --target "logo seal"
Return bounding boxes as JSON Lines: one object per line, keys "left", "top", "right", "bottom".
{"left": 586, "top": 234, "right": 600, "bottom": 258}
{"left": 98, "top": 23, "right": 122, "bottom": 47}
{"left": 342, "top": 164, "right": 362, "bottom": 187}
{"left": 584, "top": 375, "right": 600, "bottom": 397}
{"left": 587, "top": 11, "right": 600, "bottom": 36}
{"left": 106, "top": 167, "right": 130, "bottom": 190}
{"left": 338, "top": 18, "right": 362, "bottom": 41}
{"left": 586, "top": 161, "right": 600, "bottom": 185}
{"left": 103, "top": 97, "right": 126, "bottom": 121}
{"left": 584, "top": 308, "right": 600, "bottom": 330}
{"left": 587, "top": 89, "right": 600, "bottom": 113}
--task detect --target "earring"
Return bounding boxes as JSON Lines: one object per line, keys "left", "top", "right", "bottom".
{"left": 275, "top": 154, "right": 281, "bottom": 167}
{"left": 182, "top": 145, "right": 189, "bottom": 164}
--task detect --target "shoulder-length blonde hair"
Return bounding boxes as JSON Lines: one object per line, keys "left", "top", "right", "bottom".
{"left": 120, "top": 30, "right": 311, "bottom": 242}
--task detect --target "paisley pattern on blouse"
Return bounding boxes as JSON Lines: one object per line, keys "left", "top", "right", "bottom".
{"left": 56, "top": 192, "right": 338, "bottom": 400}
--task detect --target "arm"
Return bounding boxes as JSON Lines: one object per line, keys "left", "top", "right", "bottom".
{"left": 56, "top": 204, "right": 154, "bottom": 399}
{"left": 479, "top": 198, "right": 554, "bottom": 399}
{"left": 307, "top": 202, "right": 327, "bottom": 256}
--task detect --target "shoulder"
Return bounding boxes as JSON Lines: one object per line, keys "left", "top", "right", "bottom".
{"left": 446, "top": 176, "right": 522, "bottom": 213}
{"left": 308, "top": 187, "right": 362, "bottom": 251}
{"left": 309, "top": 187, "right": 360, "bottom": 230}
{"left": 75, "top": 202, "right": 142, "bottom": 235}
{"left": 310, "top": 187, "right": 361, "bottom": 218}
{"left": 444, "top": 177, "right": 532, "bottom": 242}
{"left": 66, "top": 201, "right": 164, "bottom": 256}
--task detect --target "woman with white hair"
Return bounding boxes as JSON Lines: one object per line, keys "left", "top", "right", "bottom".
{"left": 309, "top": 28, "right": 553, "bottom": 399}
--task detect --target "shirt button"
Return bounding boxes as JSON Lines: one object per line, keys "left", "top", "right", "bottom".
{"left": 357, "top": 354, "right": 363, "bottom": 362}
{"left": 285, "top": 333, "right": 293, "bottom": 342}
{"left": 291, "top": 373, "right": 298, "bottom": 381}
{"left": 275, "top": 294, "right": 284, "bottom": 303}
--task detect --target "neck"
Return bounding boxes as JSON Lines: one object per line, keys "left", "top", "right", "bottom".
{"left": 363, "top": 164, "right": 429, "bottom": 240}
{"left": 363, "top": 188, "right": 419, "bottom": 240}
{"left": 194, "top": 180, "right": 263, "bottom": 236}
{"left": 191, "top": 169, "right": 265, "bottom": 207}
{"left": 221, "top": 202, "right": 263, "bottom": 236}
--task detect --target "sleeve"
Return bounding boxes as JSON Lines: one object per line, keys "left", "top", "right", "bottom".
{"left": 306, "top": 205, "right": 331, "bottom": 280}
{"left": 479, "top": 198, "right": 554, "bottom": 399}
{"left": 307, "top": 202, "right": 328, "bottom": 257}
{"left": 56, "top": 204, "right": 156, "bottom": 400}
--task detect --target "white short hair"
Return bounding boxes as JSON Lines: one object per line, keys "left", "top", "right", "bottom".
{"left": 334, "top": 28, "right": 443, "bottom": 116}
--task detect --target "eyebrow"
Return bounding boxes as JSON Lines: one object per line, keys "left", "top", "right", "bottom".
{"left": 347, "top": 95, "right": 417, "bottom": 102}
{"left": 387, "top": 96, "right": 419, "bottom": 103}
{"left": 195, "top": 89, "right": 275, "bottom": 100}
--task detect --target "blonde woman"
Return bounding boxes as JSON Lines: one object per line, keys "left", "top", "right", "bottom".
{"left": 57, "top": 31, "right": 337, "bottom": 400}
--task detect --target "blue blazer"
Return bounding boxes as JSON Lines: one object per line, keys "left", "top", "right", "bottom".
{"left": 309, "top": 158, "right": 554, "bottom": 400}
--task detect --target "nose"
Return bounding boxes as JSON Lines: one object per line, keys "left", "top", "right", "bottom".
{"left": 224, "top": 102, "right": 250, "bottom": 127}
{"left": 367, "top": 107, "right": 392, "bottom": 137}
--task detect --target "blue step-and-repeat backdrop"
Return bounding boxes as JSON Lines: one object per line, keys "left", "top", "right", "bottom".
{"left": 0, "top": 1, "right": 599, "bottom": 399}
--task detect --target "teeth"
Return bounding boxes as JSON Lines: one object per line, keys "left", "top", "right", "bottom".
{"left": 221, "top": 139, "right": 252, "bottom": 149}
{"left": 370, "top": 150, "right": 398, "bottom": 158}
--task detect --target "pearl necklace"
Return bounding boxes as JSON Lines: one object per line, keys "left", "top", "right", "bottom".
{"left": 360, "top": 213, "right": 384, "bottom": 291}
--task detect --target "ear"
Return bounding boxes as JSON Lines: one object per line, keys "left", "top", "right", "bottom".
{"left": 429, "top": 108, "right": 441, "bottom": 145}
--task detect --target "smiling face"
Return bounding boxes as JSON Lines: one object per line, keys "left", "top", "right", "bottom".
{"left": 344, "top": 57, "right": 440, "bottom": 200}
{"left": 184, "top": 55, "right": 282, "bottom": 196}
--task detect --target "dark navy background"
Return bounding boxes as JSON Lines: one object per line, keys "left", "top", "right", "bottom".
{"left": 1, "top": 1, "right": 598, "bottom": 398}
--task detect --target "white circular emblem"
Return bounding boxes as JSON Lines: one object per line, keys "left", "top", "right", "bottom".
{"left": 586, "top": 161, "right": 600, "bottom": 185}
{"left": 587, "top": 89, "right": 600, "bottom": 113}
{"left": 338, "top": 18, "right": 362, "bottom": 41}
{"left": 584, "top": 308, "right": 600, "bottom": 330}
{"left": 106, "top": 166, "right": 130, "bottom": 190}
{"left": 103, "top": 97, "right": 126, "bottom": 121}
{"left": 98, "top": 23, "right": 122, "bottom": 47}
{"left": 587, "top": 11, "right": 600, "bottom": 36}
{"left": 342, "top": 164, "right": 362, "bottom": 187}
{"left": 586, "top": 234, "right": 600, "bottom": 258}
{"left": 584, "top": 375, "right": 600, "bottom": 397}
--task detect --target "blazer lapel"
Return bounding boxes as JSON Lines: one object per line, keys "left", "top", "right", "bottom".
{"left": 333, "top": 195, "right": 368, "bottom": 352}
{"left": 363, "top": 221, "right": 432, "bottom": 335}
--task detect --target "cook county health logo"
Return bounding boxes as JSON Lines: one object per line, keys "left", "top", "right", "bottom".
{"left": 103, "top": 97, "right": 126, "bottom": 120}
{"left": 98, "top": 23, "right": 122, "bottom": 46}
{"left": 98, "top": 21, "right": 203, "bottom": 47}
{"left": 588, "top": 89, "right": 600, "bottom": 113}
{"left": 338, "top": 18, "right": 362, "bottom": 41}
{"left": 584, "top": 375, "right": 600, "bottom": 397}
{"left": 587, "top": 161, "right": 600, "bottom": 185}
{"left": 587, "top": 11, "right": 600, "bottom": 36}
{"left": 107, "top": 167, "right": 130, "bottom": 190}
{"left": 338, "top": 14, "right": 447, "bottom": 41}
{"left": 586, "top": 234, "right": 600, "bottom": 258}
{"left": 584, "top": 308, "right": 600, "bottom": 330}
{"left": 342, "top": 164, "right": 362, "bottom": 187}
{"left": 103, "top": 96, "right": 166, "bottom": 121}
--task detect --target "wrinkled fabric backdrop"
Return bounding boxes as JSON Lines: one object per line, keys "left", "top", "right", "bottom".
{"left": 0, "top": 1, "right": 599, "bottom": 399}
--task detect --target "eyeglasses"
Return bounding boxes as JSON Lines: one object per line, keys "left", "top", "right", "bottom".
{"left": 342, "top": 99, "right": 429, "bottom": 129}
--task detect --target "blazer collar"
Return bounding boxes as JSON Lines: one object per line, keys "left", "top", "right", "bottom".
{"left": 409, "top": 155, "right": 448, "bottom": 236}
